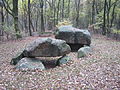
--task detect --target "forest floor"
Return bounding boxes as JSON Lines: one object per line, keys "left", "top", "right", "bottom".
{"left": 0, "top": 34, "right": 120, "bottom": 89}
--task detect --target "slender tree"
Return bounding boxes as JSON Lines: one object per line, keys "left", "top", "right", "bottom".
{"left": 92, "top": 0, "right": 95, "bottom": 24}
{"left": 62, "top": 0, "right": 64, "bottom": 20}
{"left": 2, "top": 0, "right": 21, "bottom": 38}
{"left": 39, "top": 0, "right": 45, "bottom": 33}
{"left": 53, "top": 0, "right": 56, "bottom": 27}
{"left": 56, "top": 0, "right": 61, "bottom": 24}
{"left": 67, "top": 0, "right": 70, "bottom": 18}
{"left": 28, "top": 0, "right": 32, "bottom": 36}
{"left": 75, "top": 0, "right": 80, "bottom": 27}
{"left": 0, "top": 1, "right": 4, "bottom": 37}
{"left": 102, "top": 0, "right": 107, "bottom": 35}
{"left": 110, "top": 0, "right": 117, "bottom": 27}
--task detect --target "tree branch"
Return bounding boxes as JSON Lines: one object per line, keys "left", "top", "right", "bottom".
{"left": 2, "top": 0, "right": 13, "bottom": 16}
{"left": 4, "top": 0, "right": 13, "bottom": 12}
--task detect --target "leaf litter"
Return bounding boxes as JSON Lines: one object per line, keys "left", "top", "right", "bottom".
{"left": 0, "top": 35, "right": 120, "bottom": 89}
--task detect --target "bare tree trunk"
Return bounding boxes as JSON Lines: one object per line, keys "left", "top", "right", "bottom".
{"left": 110, "top": 0, "right": 118, "bottom": 28}
{"left": 35, "top": 11, "right": 39, "bottom": 31}
{"left": 56, "top": 0, "right": 61, "bottom": 24}
{"left": 75, "top": 0, "right": 80, "bottom": 27}
{"left": 30, "top": 19, "right": 35, "bottom": 32}
{"left": 13, "top": 0, "right": 21, "bottom": 38}
{"left": 40, "top": 0, "right": 45, "bottom": 33}
{"left": 2, "top": 0, "right": 21, "bottom": 38}
{"left": 102, "top": 0, "right": 107, "bottom": 35}
{"left": 6, "top": 9, "right": 9, "bottom": 26}
{"left": 53, "top": 0, "right": 56, "bottom": 27}
{"left": 106, "top": 0, "right": 111, "bottom": 34}
{"left": 44, "top": 0, "right": 47, "bottom": 27}
{"left": 28, "top": 0, "right": 32, "bottom": 36}
{"left": 0, "top": 4, "right": 4, "bottom": 39}
{"left": 62, "top": 0, "right": 64, "bottom": 20}
{"left": 92, "top": 0, "right": 95, "bottom": 24}
{"left": 1, "top": 5, "right": 4, "bottom": 32}
{"left": 67, "top": 0, "right": 70, "bottom": 18}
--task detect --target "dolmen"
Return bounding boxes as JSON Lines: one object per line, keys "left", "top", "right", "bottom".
{"left": 10, "top": 38, "right": 71, "bottom": 70}
{"left": 55, "top": 25, "right": 91, "bottom": 51}
{"left": 55, "top": 25, "right": 92, "bottom": 57}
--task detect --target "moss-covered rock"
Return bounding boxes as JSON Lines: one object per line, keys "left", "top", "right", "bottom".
{"left": 23, "top": 38, "right": 71, "bottom": 57}
{"left": 15, "top": 58, "right": 45, "bottom": 70}
{"left": 55, "top": 25, "right": 91, "bottom": 46}
{"left": 78, "top": 46, "right": 92, "bottom": 58}
{"left": 56, "top": 56, "right": 71, "bottom": 66}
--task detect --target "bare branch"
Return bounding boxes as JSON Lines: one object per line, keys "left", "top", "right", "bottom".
{"left": 2, "top": 0, "right": 13, "bottom": 16}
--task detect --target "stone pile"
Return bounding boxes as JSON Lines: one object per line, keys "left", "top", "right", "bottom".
{"left": 11, "top": 25, "right": 92, "bottom": 70}
{"left": 55, "top": 25, "right": 92, "bottom": 58}
{"left": 11, "top": 38, "right": 71, "bottom": 70}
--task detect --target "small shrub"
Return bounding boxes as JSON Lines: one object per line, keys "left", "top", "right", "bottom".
{"left": 94, "top": 22, "right": 103, "bottom": 30}
{"left": 3, "top": 24, "right": 15, "bottom": 34}
{"left": 56, "top": 20, "right": 72, "bottom": 28}
{"left": 16, "top": 33, "right": 22, "bottom": 39}
{"left": 112, "top": 29, "right": 120, "bottom": 34}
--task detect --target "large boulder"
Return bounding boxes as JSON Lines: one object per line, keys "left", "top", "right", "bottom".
{"left": 78, "top": 46, "right": 92, "bottom": 58}
{"left": 15, "top": 58, "right": 45, "bottom": 70}
{"left": 55, "top": 25, "right": 91, "bottom": 45}
{"left": 23, "top": 38, "right": 71, "bottom": 57}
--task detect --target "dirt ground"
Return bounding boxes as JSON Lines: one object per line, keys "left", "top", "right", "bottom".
{"left": 0, "top": 34, "right": 120, "bottom": 89}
